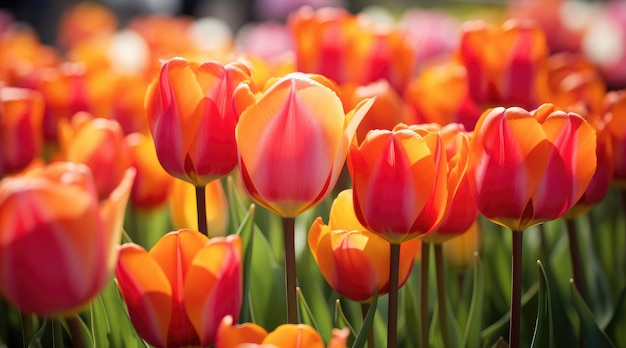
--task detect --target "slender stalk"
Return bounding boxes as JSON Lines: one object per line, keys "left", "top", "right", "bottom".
{"left": 52, "top": 319, "right": 64, "bottom": 347}
{"left": 361, "top": 302, "right": 375, "bottom": 348}
{"left": 283, "top": 217, "right": 298, "bottom": 324}
{"left": 420, "top": 242, "right": 431, "bottom": 348}
{"left": 20, "top": 312, "right": 33, "bottom": 348}
{"left": 388, "top": 243, "right": 401, "bottom": 348}
{"left": 566, "top": 219, "right": 586, "bottom": 300}
{"left": 195, "top": 185, "right": 208, "bottom": 236}
{"left": 434, "top": 244, "right": 451, "bottom": 348}
{"left": 66, "top": 316, "right": 86, "bottom": 348}
{"left": 509, "top": 230, "right": 524, "bottom": 348}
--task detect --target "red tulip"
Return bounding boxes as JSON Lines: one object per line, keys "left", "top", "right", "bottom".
{"left": 0, "top": 162, "right": 135, "bottom": 315}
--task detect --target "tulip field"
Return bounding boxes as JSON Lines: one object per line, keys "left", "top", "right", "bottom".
{"left": 2, "top": 0, "right": 626, "bottom": 347}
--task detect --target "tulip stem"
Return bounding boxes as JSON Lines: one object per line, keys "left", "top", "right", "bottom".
{"left": 20, "top": 312, "right": 33, "bottom": 348}
{"left": 66, "top": 315, "right": 86, "bottom": 348}
{"left": 195, "top": 185, "right": 208, "bottom": 236}
{"left": 566, "top": 219, "right": 586, "bottom": 300}
{"left": 283, "top": 217, "right": 298, "bottom": 324}
{"left": 388, "top": 242, "right": 401, "bottom": 348}
{"left": 509, "top": 230, "right": 523, "bottom": 348}
{"left": 434, "top": 244, "right": 451, "bottom": 348}
{"left": 361, "top": 303, "right": 375, "bottom": 348}
{"left": 420, "top": 242, "right": 431, "bottom": 348}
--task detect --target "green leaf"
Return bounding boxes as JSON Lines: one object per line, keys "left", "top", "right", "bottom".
{"left": 530, "top": 261, "right": 554, "bottom": 348}
{"left": 464, "top": 252, "right": 484, "bottom": 348}
{"left": 89, "top": 296, "right": 111, "bottom": 348}
{"left": 606, "top": 285, "right": 626, "bottom": 347}
{"left": 236, "top": 204, "right": 256, "bottom": 323}
{"left": 27, "top": 318, "right": 47, "bottom": 348}
{"left": 481, "top": 282, "right": 539, "bottom": 344}
{"left": 101, "top": 278, "right": 148, "bottom": 347}
{"left": 334, "top": 299, "right": 356, "bottom": 337}
{"left": 570, "top": 279, "right": 616, "bottom": 348}
{"left": 296, "top": 287, "right": 319, "bottom": 331}
{"left": 352, "top": 291, "right": 377, "bottom": 348}
{"left": 404, "top": 279, "right": 420, "bottom": 348}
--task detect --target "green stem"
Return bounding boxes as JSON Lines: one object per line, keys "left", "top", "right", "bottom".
{"left": 388, "top": 243, "right": 401, "bottom": 348}
{"left": 195, "top": 185, "right": 208, "bottom": 236}
{"left": 509, "top": 230, "right": 524, "bottom": 348}
{"left": 566, "top": 219, "right": 586, "bottom": 300}
{"left": 361, "top": 302, "right": 375, "bottom": 348}
{"left": 434, "top": 244, "right": 451, "bottom": 348}
{"left": 20, "top": 312, "right": 33, "bottom": 348}
{"left": 283, "top": 217, "right": 298, "bottom": 324}
{"left": 66, "top": 316, "right": 86, "bottom": 348}
{"left": 52, "top": 319, "right": 64, "bottom": 347}
{"left": 420, "top": 242, "right": 431, "bottom": 348}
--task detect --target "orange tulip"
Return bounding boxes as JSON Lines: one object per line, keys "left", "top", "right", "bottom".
{"left": 234, "top": 72, "right": 374, "bottom": 217}
{"left": 0, "top": 86, "right": 44, "bottom": 177}
{"left": 56, "top": 1, "right": 117, "bottom": 50}
{"left": 145, "top": 57, "right": 252, "bottom": 186}
{"left": 468, "top": 103, "right": 597, "bottom": 231}
{"left": 169, "top": 177, "right": 228, "bottom": 236}
{"left": 216, "top": 315, "right": 350, "bottom": 348}
{"left": 56, "top": 112, "right": 131, "bottom": 200}
{"left": 347, "top": 125, "right": 448, "bottom": 243}
{"left": 459, "top": 19, "right": 549, "bottom": 110}
{"left": 288, "top": 6, "right": 414, "bottom": 93}
{"left": 116, "top": 230, "right": 242, "bottom": 348}
{"left": 126, "top": 132, "right": 173, "bottom": 210}
{"left": 442, "top": 220, "right": 480, "bottom": 274}
{"left": 0, "top": 162, "right": 134, "bottom": 315}
{"left": 309, "top": 189, "right": 420, "bottom": 302}
{"left": 403, "top": 59, "right": 481, "bottom": 131}
{"left": 602, "top": 90, "right": 626, "bottom": 187}
{"left": 396, "top": 123, "right": 477, "bottom": 243}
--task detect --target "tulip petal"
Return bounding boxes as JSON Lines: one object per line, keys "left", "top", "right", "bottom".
{"left": 216, "top": 315, "right": 268, "bottom": 348}
{"left": 116, "top": 244, "right": 172, "bottom": 348}
{"left": 262, "top": 324, "right": 325, "bottom": 348}
{"left": 184, "top": 235, "right": 242, "bottom": 345}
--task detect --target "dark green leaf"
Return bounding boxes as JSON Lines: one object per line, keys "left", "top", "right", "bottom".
{"left": 570, "top": 279, "right": 616, "bottom": 348}
{"left": 530, "top": 260, "right": 553, "bottom": 348}
{"left": 334, "top": 299, "right": 356, "bottom": 337}
{"left": 352, "top": 291, "right": 377, "bottom": 348}
{"left": 27, "top": 318, "right": 47, "bottom": 348}
{"left": 236, "top": 204, "right": 256, "bottom": 323}
{"left": 464, "top": 252, "right": 484, "bottom": 348}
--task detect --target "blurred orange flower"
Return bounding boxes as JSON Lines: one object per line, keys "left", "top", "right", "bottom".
{"left": 601, "top": 90, "right": 626, "bottom": 188}
{"left": 0, "top": 162, "right": 134, "bottom": 315}
{"left": 169, "top": 178, "right": 228, "bottom": 237}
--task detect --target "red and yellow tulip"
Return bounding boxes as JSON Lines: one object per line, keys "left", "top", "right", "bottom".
{"left": 145, "top": 57, "right": 253, "bottom": 186}
{"left": 347, "top": 125, "right": 448, "bottom": 243}
{"left": 309, "top": 189, "right": 420, "bottom": 302}
{"left": 115, "top": 230, "right": 242, "bottom": 348}
{"left": 0, "top": 162, "right": 134, "bottom": 315}
{"left": 234, "top": 72, "right": 374, "bottom": 217}
{"left": 602, "top": 90, "right": 626, "bottom": 187}
{"left": 0, "top": 86, "right": 44, "bottom": 177}
{"left": 469, "top": 103, "right": 597, "bottom": 231}
{"left": 216, "top": 315, "right": 350, "bottom": 348}
{"left": 55, "top": 112, "right": 131, "bottom": 200}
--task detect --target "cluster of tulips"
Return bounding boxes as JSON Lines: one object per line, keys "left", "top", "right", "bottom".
{"left": 1, "top": 1, "right": 626, "bottom": 347}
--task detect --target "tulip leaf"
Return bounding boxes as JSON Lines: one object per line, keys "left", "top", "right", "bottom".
{"left": 89, "top": 296, "right": 111, "bottom": 348}
{"left": 236, "top": 204, "right": 256, "bottom": 323}
{"left": 296, "top": 287, "right": 319, "bottom": 331}
{"left": 101, "top": 278, "right": 148, "bottom": 347}
{"left": 570, "top": 279, "right": 616, "bottom": 348}
{"left": 463, "top": 252, "right": 484, "bottom": 348}
{"left": 27, "top": 318, "right": 47, "bottom": 348}
{"left": 606, "top": 285, "right": 626, "bottom": 347}
{"left": 404, "top": 280, "right": 420, "bottom": 348}
{"left": 530, "top": 260, "right": 554, "bottom": 348}
{"left": 481, "top": 282, "right": 539, "bottom": 344}
{"left": 352, "top": 290, "right": 377, "bottom": 348}
{"left": 334, "top": 299, "right": 356, "bottom": 337}
{"left": 226, "top": 175, "right": 248, "bottom": 227}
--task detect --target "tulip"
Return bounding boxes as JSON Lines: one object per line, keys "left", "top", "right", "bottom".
{"left": 126, "top": 132, "right": 173, "bottom": 211}
{"left": 216, "top": 315, "right": 350, "bottom": 348}
{"left": 287, "top": 6, "right": 414, "bottom": 93}
{"left": 403, "top": 59, "right": 481, "bottom": 131}
{"left": 55, "top": 112, "right": 131, "bottom": 200}
{"left": 0, "top": 162, "right": 135, "bottom": 315}
{"left": 56, "top": 1, "right": 117, "bottom": 51}
{"left": 468, "top": 103, "right": 596, "bottom": 348}
{"left": 235, "top": 72, "right": 374, "bottom": 324}
{"left": 469, "top": 104, "right": 596, "bottom": 231}
{"left": 169, "top": 177, "right": 228, "bottom": 237}
{"left": 115, "top": 230, "right": 242, "bottom": 348}
{"left": 348, "top": 126, "right": 448, "bottom": 244}
{"left": 308, "top": 189, "right": 420, "bottom": 302}
{"left": 0, "top": 86, "right": 44, "bottom": 177}
{"left": 145, "top": 57, "right": 252, "bottom": 187}
{"left": 443, "top": 221, "right": 480, "bottom": 274}
{"left": 459, "top": 19, "right": 549, "bottom": 110}
{"left": 602, "top": 90, "right": 626, "bottom": 187}
{"left": 235, "top": 72, "right": 374, "bottom": 218}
